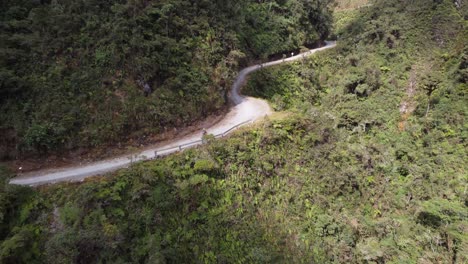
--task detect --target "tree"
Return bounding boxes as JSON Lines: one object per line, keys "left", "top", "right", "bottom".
{"left": 421, "top": 71, "right": 442, "bottom": 117}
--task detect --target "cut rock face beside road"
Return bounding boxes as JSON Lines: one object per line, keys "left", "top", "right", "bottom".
{"left": 10, "top": 41, "right": 336, "bottom": 186}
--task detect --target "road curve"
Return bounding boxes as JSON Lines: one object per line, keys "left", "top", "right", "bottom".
{"left": 10, "top": 41, "right": 336, "bottom": 186}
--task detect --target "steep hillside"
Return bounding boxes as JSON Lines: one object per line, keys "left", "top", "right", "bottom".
{"left": 0, "top": 0, "right": 466, "bottom": 263}
{"left": 0, "top": 0, "right": 332, "bottom": 159}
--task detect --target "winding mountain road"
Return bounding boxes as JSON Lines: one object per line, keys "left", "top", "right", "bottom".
{"left": 10, "top": 41, "right": 336, "bottom": 186}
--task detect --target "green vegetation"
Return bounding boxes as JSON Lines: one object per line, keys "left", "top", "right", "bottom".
{"left": 1, "top": 0, "right": 467, "bottom": 263}
{"left": 0, "top": 0, "right": 332, "bottom": 158}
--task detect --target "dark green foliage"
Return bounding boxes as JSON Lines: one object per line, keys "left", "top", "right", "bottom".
{"left": 0, "top": 0, "right": 466, "bottom": 263}
{"left": 0, "top": 167, "right": 43, "bottom": 263}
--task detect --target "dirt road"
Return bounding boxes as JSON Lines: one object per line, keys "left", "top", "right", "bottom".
{"left": 10, "top": 41, "right": 336, "bottom": 186}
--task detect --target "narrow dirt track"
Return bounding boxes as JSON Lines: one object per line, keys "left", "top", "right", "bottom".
{"left": 10, "top": 41, "right": 336, "bottom": 186}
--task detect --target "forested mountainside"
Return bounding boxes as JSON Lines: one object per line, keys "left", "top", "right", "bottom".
{"left": 0, "top": 0, "right": 331, "bottom": 159}
{"left": 0, "top": 0, "right": 467, "bottom": 263}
